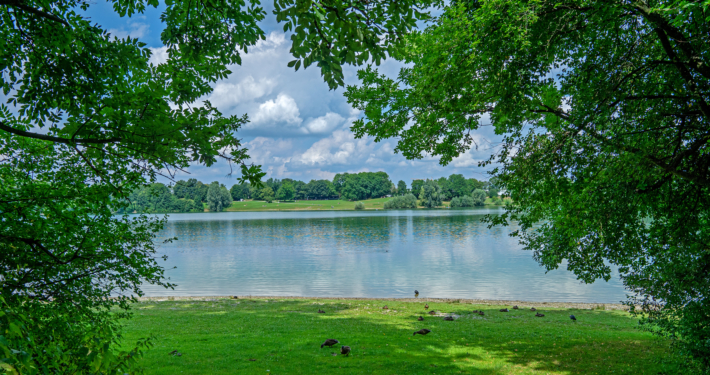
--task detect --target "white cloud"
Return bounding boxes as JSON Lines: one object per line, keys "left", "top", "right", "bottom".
{"left": 302, "top": 112, "right": 345, "bottom": 134}
{"left": 208, "top": 76, "right": 277, "bottom": 109}
{"left": 251, "top": 93, "right": 302, "bottom": 126}
{"left": 108, "top": 21, "right": 149, "bottom": 40}
{"left": 149, "top": 46, "right": 169, "bottom": 65}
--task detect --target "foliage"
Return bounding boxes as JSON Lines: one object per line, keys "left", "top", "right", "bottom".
{"left": 418, "top": 180, "right": 442, "bottom": 208}
{"left": 383, "top": 193, "right": 417, "bottom": 209}
{"left": 354, "top": 201, "right": 366, "bottom": 210}
{"left": 436, "top": 176, "right": 451, "bottom": 200}
{"left": 206, "top": 182, "right": 233, "bottom": 212}
{"left": 174, "top": 179, "right": 210, "bottom": 203}
{"left": 120, "top": 183, "right": 200, "bottom": 213}
{"left": 345, "top": 0, "right": 710, "bottom": 369}
{"left": 450, "top": 195, "right": 475, "bottom": 208}
{"left": 411, "top": 180, "right": 425, "bottom": 196}
{"left": 0, "top": 295, "right": 153, "bottom": 375}
{"left": 260, "top": 186, "right": 275, "bottom": 203}
{"left": 230, "top": 182, "right": 251, "bottom": 200}
{"left": 276, "top": 181, "right": 296, "bottom": 201}
{"left": 397, "top": 180, "right": 408, "bottom": 195}
{"left": 306, "top": 179, "right": 338, "bottom": 200}
{"left": 333, "top": 172, "right": 393, "bottom": 200}
{"left": 447, "top": 174, "right": 468, "bottom": 198}
{"left": 471, "top": 189, "right": 487, "bottom": 206}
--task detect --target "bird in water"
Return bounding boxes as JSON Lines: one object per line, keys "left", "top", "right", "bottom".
{"left": 500, "top": 308, "right": 509, "bottom": 312}
{"left": 317, "top": 309, "right": 325, "bottom": 313}
{"left": 383, "top": 305, "right": 388, "bottom": 310}
{"left": 417, "top": 316, "right": 424, "bottom": 321}
{"left": 413, "top": 329, "right": 431, "bottom": 336}
{"left": 478, "top": 311, "right": 485, "bottom": 316}
{"left": 512, "top": 305, "right": 519, "bottom": 310}
{"left": 428, "top": 310, "right": 437, "bottom": 315}
{"left": 443, "top": 316, "right": 454, "bottom": 321}
{"left": 570, "top": 315, "right": 577, "bottom": 321}
{"left": 340, "top": 345, "right": 351, "bottom": 356}
{"left": 321, "top": 339, "right": 339, "bottom": 348}
{"left": 530, "top": 307, "right": 537, "bottom": 312}
{"left": 535, "top": 312, "right": 545, "bottom": 317}
{"left": 425, "top": 304, "right": 429, "bottom": 310}
{"left": 414, "top": 290, "right": 419, "bottom": 297}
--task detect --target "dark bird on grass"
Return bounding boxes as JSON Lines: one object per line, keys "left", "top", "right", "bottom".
{"left": 570, "top": 315, "right": 577, "bottom": 321}
{"left": 321, "top": 339, "right": 339, "bottom": 348}
{"left": 512, "top": 305, "right": 519, "bottom": 310}
{"left": 535, "top": 313, "right": 545, "bottom": 317}
{"left": 415, "top": 290, "right": 419, "bottom": 297}
{"left": 443, "top": 316, "right": 454, "bottom": 321}
{"left": 500, "top": 308, "right": 509, "bottom": 312}
{"left": 414, "top": 329, "right": 431, "bottom": 336}
{"left": 425, "top": 303, "right": 429, "bottom": 310}
{"left": 530, "top": 307, "right": 537, "bottom": 312}
{"left": 383, "top": 305, "right": 388, "bottom": 310}
{"left": 478, "top": 311, "right": 485, "bottom": 316}
{"left": 472, "top": 310, "right": 479, "bottom": 314}
{"left": 168, "top": 350, "right": 182, "bottom": 357}
{"left": 428, "top": 310, "right": 437, "bottom": 315}
{"left": 341, "top": 345, "right": 351, "bottom": 356}
{"left": 418, "top": 316, "right": 424, "bottom": 321}
{"left": 318, "top": 309, "right": 325, "bottom": 313}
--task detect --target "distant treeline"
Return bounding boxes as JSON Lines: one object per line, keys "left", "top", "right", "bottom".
{"left": 119, "top": 172, "right": 501, "bottom": 213}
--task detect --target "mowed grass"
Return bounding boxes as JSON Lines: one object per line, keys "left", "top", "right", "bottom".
{"left": 121, "top": 298, "right": 670, "bottom": 374}
{"left": 224, "top": 198, "right": 391, "bottom": 211}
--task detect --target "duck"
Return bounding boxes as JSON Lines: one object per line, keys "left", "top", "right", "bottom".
{"left": 425, "top": 303, "right": 429, "bottom": 310}
{"left": 443, "top": 316, "right": 454, "bottom": 321}
{"left": 317, "top": 309, "right": 325, "bottom": 313}
{"left": 478, "top": 311, "right": 485, "bottom": 316}
{"left": 383, "top": 305, "right": 388, "bottom": 310}
{"left": 417, "top": 316, "right": 424, "bottom": 321}
{"left": 340, "top": 345, "right": 351, "bottom": 356}
{"left": 535, "top": 312, "right": 545, "bottom": 317}
{"left": 413, "top": 329, "right": 431, "bottom": 336}
{"left": 428, "top": 310, "right": 437, "bottom": 315}
{"left": 570, "top": 315, "right": 577, "bottom": 321}
{"left": 530, "top": 307, "right": 537, "bottom": 312}
{"left": 414, "top": 290, "right": 419, "bottom": 297}
{"left": 500, "top": 308, "right": 509, "bottom": 312}
{"left": 472, "top": 310, "right": 479, "bottom": 314}
{"left": 512, "top": 305, "right": 519, "bottom": 310}
{"left": 321, "top": 339, "right": 339, "bottom": 348}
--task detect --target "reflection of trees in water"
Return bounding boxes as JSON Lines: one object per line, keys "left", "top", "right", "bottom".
{"left": 157, "top": 213, "right": 509, "bottom": 254}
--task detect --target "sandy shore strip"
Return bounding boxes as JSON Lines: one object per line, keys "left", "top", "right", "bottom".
{"left": 135, "top": 295, "right": 629, "bottom": 311}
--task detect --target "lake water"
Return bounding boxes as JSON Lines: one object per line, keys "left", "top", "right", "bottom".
{"left": 141, "top": 208, "right": 627, "bottom": 303}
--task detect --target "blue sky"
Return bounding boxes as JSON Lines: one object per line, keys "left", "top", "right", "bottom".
{"left": 82, "top": 1, "right": 500, "bottom": 188}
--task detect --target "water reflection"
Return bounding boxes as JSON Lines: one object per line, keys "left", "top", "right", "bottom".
{"left": 140, "top": 209, "right": 626, "bottom": 303}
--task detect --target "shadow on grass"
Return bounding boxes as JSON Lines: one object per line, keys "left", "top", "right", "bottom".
{"left": 122, "top": 299, "right": 668, "bottom": 374}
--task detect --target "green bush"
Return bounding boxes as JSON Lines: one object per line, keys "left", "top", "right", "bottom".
{"left": 383, "top": 193, "right": 417, "bottom": 209}
{"left": 450, "top": 195, "right": 475, "bottom": 208}
{"left": 354, "top": 202, "right": 365, "bottom": 210}
{"left": 471, "top": 189, "right": 487, "bottom": 206}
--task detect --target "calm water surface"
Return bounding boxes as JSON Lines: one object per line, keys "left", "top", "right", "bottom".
{"left": 141, "top": 208, "right": 626, "bottom": 303}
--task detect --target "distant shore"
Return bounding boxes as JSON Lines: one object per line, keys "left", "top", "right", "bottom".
{"left": 134, "top": 295, "right": 628, "bottom": 311}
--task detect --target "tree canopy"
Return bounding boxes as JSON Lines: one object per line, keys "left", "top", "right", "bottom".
{"left": 345, "top": 0, "right": 710, "bottom": 369}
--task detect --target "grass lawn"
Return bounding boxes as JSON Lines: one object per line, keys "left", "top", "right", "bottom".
{"left": 224, "top": 198, "right": 392, "bottom": 211}
{"left": 222, "top": 198, "right": 511, "bottom": 212}
{"left": 121, "top": 298, "right": 671, "bottom": 374}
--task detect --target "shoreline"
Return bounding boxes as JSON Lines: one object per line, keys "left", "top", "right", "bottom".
{"left": 135, "top": 295, "right": 629, "bottom": 311}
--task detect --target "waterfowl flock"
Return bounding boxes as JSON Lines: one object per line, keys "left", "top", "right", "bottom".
{"left": 314, "top": 293, "right": 578, "bottom": 359}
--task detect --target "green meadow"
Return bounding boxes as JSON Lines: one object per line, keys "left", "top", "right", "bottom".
{"left": 220, "top": 197, "right": 510, "bottom": 212}
{"left": 122, "top": 298, "right": 673, "bottom": 374}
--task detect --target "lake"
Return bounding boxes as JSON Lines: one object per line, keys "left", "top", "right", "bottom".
{"left": 141, "top": 208, "right": 626, "bottom": 303}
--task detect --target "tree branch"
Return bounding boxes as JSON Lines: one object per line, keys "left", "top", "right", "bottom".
{"left": 0, "top": 121, "right": 121, "bottom": 144}
{"left": 0, "top": 0, "right": 69, "bottom": 26}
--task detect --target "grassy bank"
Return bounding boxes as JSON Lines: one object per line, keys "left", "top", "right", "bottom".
{"left": 222, "top": 197, "right": 511, "bottom": 212}
{"left": 122, "top": 297, "right": 671, "bottom": 374}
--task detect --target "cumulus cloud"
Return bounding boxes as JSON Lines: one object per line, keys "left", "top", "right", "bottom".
{"left": 250, "top": 93, "right": 302, "bottom": 126}
{"left": 148, "top": 46, "right": 169, "bottom": 65}
{"left": 208, "top": 76, "right": 277, "bottom": 109}
{"left": 302, "top": 112, "right": 345, "bottom": 134}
